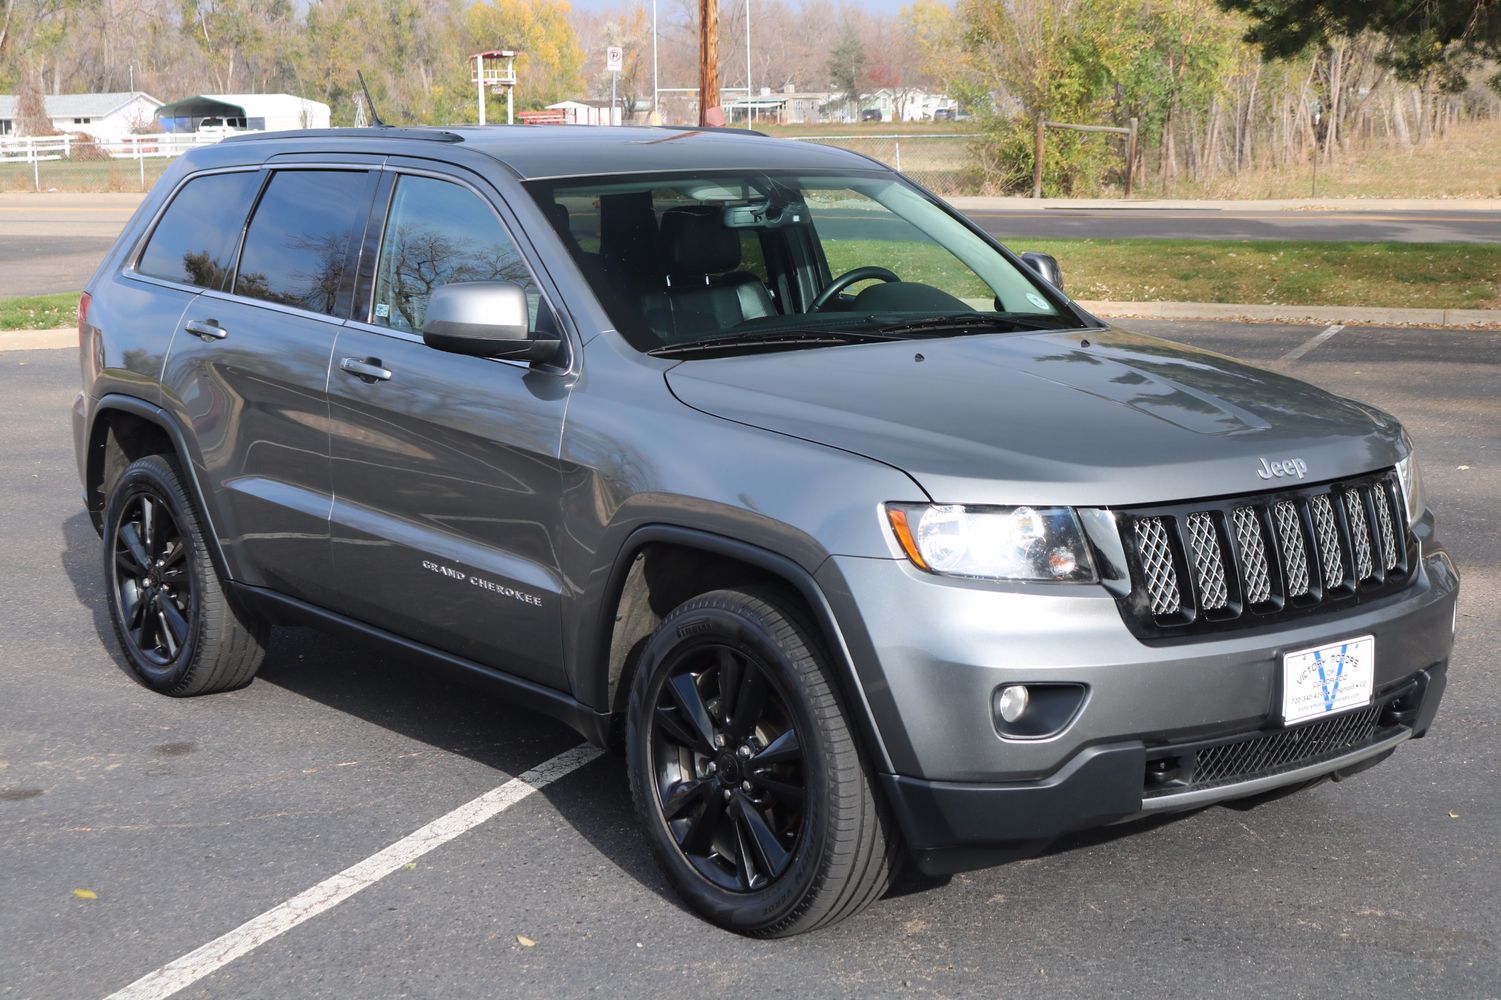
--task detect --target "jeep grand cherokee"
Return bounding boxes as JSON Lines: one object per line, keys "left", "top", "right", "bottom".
{"left": 72, "top": 125, "right": 1459, "bottom": 936}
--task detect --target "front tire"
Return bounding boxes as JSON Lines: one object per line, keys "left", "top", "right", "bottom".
{"left": 102, "top": 454, "right": 268, "bottom": 695}
{"left": 626, "top": 587, "right": 898, "bottom": 936}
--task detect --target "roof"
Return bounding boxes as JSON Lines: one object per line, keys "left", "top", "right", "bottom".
{"left": 217, "top": 124, "right": 885, "bottom": 180}
{"left": 0, "top": 91, "right": 160, "bottom": 120}
{"left": 451, "top": 124, "right": 879, "bottom": 179}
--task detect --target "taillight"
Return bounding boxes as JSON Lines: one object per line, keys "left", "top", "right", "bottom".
{"left": 77, "top": 291, "right": 91, "bottom": 347}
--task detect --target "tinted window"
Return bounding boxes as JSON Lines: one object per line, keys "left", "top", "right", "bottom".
{"left": 235, "top": 170, "right": 376, "bottom": 315}
{"left": 137, "top": 171, "right": 261, "bottom": 290}
{"left": 372, "top": 174, "right": 551, "bottom": 334}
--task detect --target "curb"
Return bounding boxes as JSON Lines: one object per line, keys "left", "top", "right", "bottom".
{"left": 1, "top": 327, "right": 75, "bottom": 351}
{"left": 949, "top": 196, "right": 1501, "bottom": 212}
{"left": 1078, "top": 300, "right": 1501, "bottom": 329}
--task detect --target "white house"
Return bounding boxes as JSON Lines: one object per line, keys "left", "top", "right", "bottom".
{"left": 154, "top": 94, "right": 331, "bottom": 133}
{"left": 0, "top": 91, "right": 161, "bottom": 140}
{"left": 865, "top": 89, "right": 955, "bottom": 123}
{"left": 545, "top": 100, "right": 622, "bottom": 126}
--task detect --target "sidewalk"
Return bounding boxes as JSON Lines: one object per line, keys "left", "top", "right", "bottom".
{"left": 1079, "top": 301, "right": 1501, "bottom": 328}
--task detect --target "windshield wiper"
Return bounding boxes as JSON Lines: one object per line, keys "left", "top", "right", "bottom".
{"left": 646, "top": 329, "right": 902, "bottom": 358}
{"left": 875, "top": 313, "right": 1077, "bottom": 336}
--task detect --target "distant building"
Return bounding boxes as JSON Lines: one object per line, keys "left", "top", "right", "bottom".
{"left": 866, "top": 89, "right": 956, "bottom": 123}
{"left": 0, "top": 91, "right": 161, "bottom": 140}
{"left": 545, "top": 100, "right": 622, "bottom": 126}
{"left": 725, "top": 84, "right": 834, "bottom": 126}
{"left": 153, "top": 94, "right": 331, "bottom": 134}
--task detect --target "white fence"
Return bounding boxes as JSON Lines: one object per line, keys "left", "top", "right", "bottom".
{"left": 0, "top": 131, "right": 261, "bottom": 190}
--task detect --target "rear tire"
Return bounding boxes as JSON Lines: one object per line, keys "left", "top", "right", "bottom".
{"left": 626, "top": 587, "right": 898, "bottom": 936}
{"left": 102, "top": 454, "right": 268, "bottom": 695}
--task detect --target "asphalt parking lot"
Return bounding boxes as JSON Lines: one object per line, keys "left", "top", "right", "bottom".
{"left": 1, "top": 320, "right": 1497, "bottom": 999}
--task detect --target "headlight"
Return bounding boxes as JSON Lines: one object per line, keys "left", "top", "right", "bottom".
{"left": 885, "top": 503, "right": 1098, "bottom": 582}
{"left": 1394, "top": 447, "right": 1425, "bottom": 528}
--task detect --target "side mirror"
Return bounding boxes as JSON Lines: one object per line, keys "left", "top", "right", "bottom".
{"left": 1020, "top": 252, "right": 1064, "bottom": 292}
{"left": 420, "top": 281, "right": 561, "bottom": 363}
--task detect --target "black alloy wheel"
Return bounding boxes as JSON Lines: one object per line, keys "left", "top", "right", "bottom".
{"left": 649, "top": 640, "right": 806, "bottom": 892}
{"left": 111, "top": 488, "right": 193, "bottom": 666}
{"left": 627, "top": 588, "right": 898, "bottom": 936}
{"left": 102, "top": 454, "right": 268, "bottom": 695}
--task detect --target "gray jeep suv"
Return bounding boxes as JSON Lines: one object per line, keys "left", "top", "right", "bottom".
{"left": 72, "top": 125, "right": 1459, "bottom": 936}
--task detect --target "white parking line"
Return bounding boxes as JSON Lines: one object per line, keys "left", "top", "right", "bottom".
{"left": 102, "top": 744, "right": 604, "bottom": 1000}
{"left": 1279, "top": 324, "right": 1345, "bottom": 363}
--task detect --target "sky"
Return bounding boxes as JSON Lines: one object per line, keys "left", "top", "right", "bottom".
{"left": 564, "top": 0, "right": 928, "bottom": 11}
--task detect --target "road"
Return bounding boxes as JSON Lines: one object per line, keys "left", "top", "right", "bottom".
{"left": 1, "top": 320, "right": 1496, "bottom": 1000}
{"left": 4, "top": 192, "right": 1499, "bottom": 298}
{"left": 964, "top": 207, "right": 1501, "bottom": 245}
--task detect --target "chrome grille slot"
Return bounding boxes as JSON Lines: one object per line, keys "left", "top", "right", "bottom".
{"left": 1232, "top": 506, "right": 1272, "bottom": 605}
{"left": 1373, "top": 487, "right": 1398, "bottom": 571}
{"left": 1343, "top": 489, "right": 1375, "bottom": 581}
{"left": 1185, "top": 512, "right": 1229, "bottom": 610}
{"left": 1135, "top": 517, "right": 1182, "bottom": 617}
{"left": 1309, "top": 493, "right": 1345, "bottom": 590}
{"left": 1274, "top": 500, "right": 1311, "bottom": 598}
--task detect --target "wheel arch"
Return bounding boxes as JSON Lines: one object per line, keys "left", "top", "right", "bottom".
{"left": 86, "top": 393, "right": 235, "bottom": 584}
{"left": 585, "top": 525, "right": 894, "bottom": 773}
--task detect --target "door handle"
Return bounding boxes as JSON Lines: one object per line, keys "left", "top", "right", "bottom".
{"left": 185, "top": 319, "right": 228, "bottom": 341}
{"left": 339, "top": 357, "right": 393, "bottom": 383}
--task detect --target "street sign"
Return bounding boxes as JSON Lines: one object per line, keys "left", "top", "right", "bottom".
{"left": 606, "top": 47, "right": 624, "bottom": 73}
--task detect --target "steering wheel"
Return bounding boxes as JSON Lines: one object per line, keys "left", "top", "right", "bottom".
{"left": 809, "top": 266, "right": 900, "bottom": 312}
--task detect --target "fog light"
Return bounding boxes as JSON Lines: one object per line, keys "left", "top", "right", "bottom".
{"left": 996, "top": 684, "right": 1030, "bottom": 723}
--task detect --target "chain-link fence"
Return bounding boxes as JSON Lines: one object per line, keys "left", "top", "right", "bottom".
{"left": 784, "top": 133, "right": 982, "bottom": 195}
{"left": 0, "top": 133, "right": 238, "bottom": 193}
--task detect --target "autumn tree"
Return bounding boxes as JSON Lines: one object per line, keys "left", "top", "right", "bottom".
{"left": 465, "top": 0, "right": 585, "bottom": 114}
{"left": 1217, "top": 0, "right": 1501, "bottom": 88}
{"left": 15, "top": 71, "right": 57, "bottom": 135}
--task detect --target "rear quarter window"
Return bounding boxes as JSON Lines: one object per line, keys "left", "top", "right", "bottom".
{"left": 234, "top": 169, "right": 377, "bottom": 316}
{"left": 135, "top": 171, "right": 261, "bottom": 290}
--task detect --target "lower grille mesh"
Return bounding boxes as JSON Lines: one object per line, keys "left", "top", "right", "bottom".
{"left": 1189, "top": 705, "right": 1382, "bottom": 789}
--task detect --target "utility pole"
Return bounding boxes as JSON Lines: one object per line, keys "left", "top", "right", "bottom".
{"left": 698, "top": 0, "right": 719, "bottom": 126}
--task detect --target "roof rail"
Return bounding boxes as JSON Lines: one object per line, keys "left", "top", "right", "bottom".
{"left": 222, "top": 127, "right": 464, "bottom": 144}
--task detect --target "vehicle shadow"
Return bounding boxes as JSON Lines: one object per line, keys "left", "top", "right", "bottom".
{"left": 59, "top": 507, "right": 1219, "bottom": 918}
{"left": 59, "top": 508, "right": 682, "bottom": 910}
{"left": 60, "top": 510, "right": 135, "bottom": 683}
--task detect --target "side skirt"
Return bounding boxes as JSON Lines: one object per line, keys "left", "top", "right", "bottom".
{"left": 228, "top": 582, "right": 611, "bottom": 747}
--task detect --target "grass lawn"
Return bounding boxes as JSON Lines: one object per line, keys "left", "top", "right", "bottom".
{"left": 1156, "top": 120, "right": 1501, "bottom": 200}
{"left": 1017, "top": 239, "right": 1501, "bottom": 309}
{"left": 0, "top": 292, "right": 79, "bottom": 331}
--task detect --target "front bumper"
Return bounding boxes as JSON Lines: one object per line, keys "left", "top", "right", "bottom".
{"left": 882, "top": 662, "right": 1444, "bottom": 874}
{"left": 814, "top": 545, "right": 1458, "bottom": 872}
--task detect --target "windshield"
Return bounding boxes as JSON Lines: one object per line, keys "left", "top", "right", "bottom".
{"left": 524, "top": 170, "right": 1082, "bottom": 356}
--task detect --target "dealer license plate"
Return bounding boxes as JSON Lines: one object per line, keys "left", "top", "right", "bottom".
{"left": 1281, "top": 635, "right": 1375, "bottom": 725}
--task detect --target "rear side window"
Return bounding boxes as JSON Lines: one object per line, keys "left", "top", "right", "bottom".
{"left": 234, "top": 169, "right": 377, "bottom": 316}
{"left": 136, "top": 171, "right": 261, "bottom": 290}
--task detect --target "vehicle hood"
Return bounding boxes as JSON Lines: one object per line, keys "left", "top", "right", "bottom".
{"left": 664, "top": 327, "right": 1404, "bottom": 507}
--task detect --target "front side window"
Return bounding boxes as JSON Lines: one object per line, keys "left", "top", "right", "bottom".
{"left": 527, "top": 170, "right": 1078, "bottom": 355}
{"left": 136, "top": 171, "right": 261, "bottom": 290}
{"left": 234, "top": 169, "right": 376, "bottom": 315}
{"left": 371, "top": 174, "right": 550, "bottom": 334}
